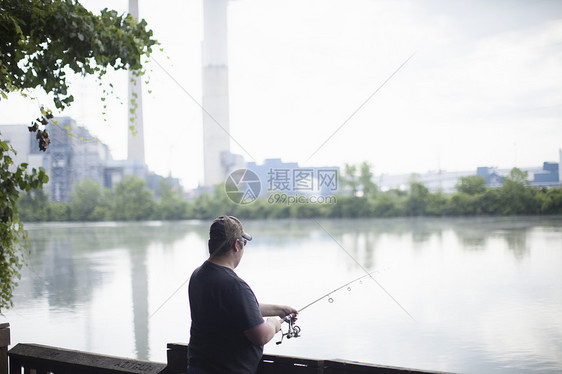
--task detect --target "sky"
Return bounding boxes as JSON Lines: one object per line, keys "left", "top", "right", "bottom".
{"left": 1, "top": 0, "right": 561, "bottom": 189}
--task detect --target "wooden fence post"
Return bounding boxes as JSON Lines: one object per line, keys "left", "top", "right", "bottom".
{"left": 0, "top": 323, "right": 10, "bottom": 374}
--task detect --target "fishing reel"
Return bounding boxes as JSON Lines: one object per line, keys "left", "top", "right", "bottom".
{"left": 276, "top": 314, "right": 301, "bottom": 345}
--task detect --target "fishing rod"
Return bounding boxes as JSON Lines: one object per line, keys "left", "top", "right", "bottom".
{"left": 276, "top": 270, "right": 380, "bottom": 345}
{"left": 313, "top": 218, "right": 416, "bottom": 322}
{"left": 277, "top": 220, "right": 417, "bottom": 344}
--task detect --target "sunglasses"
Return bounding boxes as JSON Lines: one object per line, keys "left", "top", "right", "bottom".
{"left": 240, "top": 238, "right": 247, "bottom": 246}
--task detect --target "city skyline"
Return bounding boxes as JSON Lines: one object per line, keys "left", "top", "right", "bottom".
{"left": 2, "top": 120, "right": 558, "bottom": 201}
{"left": 0, "top": 0, "right": 561, "bottom": 189}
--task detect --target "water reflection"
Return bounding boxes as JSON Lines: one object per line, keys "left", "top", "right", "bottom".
{"left": 39, "top": 236, "right": 98, "bottom": 310}
{"left": 502, "top": 229, "right": 529, "bottom": 259}
{"left": 16, "top": 221, "right": 202, "bottom": 359}
{"left": 130, "top": 246, "right": 149, "bottom": 360}
{"left": 292, "top": 216, "right": 559, "bottom": 260}
{"left": 3, "top": 217, "right": 561, "bottom": 374}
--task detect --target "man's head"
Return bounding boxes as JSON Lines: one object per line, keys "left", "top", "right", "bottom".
{"left": 208, "top": 216, "right": 252, "bottom": 256}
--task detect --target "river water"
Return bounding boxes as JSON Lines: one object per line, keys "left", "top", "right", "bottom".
{"left": 1, "top": 217, "right": 561, "bottom": 373}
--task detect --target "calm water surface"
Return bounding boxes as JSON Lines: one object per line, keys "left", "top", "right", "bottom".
{"left": 2, "top": 217, "right": 561, "bottom": 374}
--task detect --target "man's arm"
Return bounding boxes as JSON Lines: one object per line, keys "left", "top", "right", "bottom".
{"left": 244, "top": 318, "right": 281, "bottom": 346}
{"left": 259, "top": 303, "right": 298, "bottom": 318}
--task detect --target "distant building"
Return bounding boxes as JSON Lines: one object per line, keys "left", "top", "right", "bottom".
{"left": 102, "top": 158, "right": 147, "bottom": 190}
{"left": 377, "top": 159, "right": 561, "bottom": 193}
{"left": 378, "top": 170, "right": 477, "bottom": 193}
{"left": 0, "top": 124, "right": 35, "bottom": 167}
{"left": 532, "top": 161, "right": 560, "bottom": 187}
{"left": 558, "top": 149, "right": 562, "bottom": 186}
{"left": 0, "top": 118, "right": 179, "bottom": 202}
{"left": 476, "top": 167, "right": 503, "bottom": 188}
{"left": 26, "top": 117, "right": 111, "bottom": 202}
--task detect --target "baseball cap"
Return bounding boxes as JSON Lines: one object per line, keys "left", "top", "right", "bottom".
{"left": 210, "top": 216, "right": 252, "bottom": 243}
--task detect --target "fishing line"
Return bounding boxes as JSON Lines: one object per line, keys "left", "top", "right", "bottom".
{"left": 277, "top": 269, "right": 384, "bottom": 344}
{"left": 312, "top": 218, "right": 416, "bottom": 321}
{"left": 297, "top": 270, "right": 380, "bottom": 313}
{"left": 149, "top": 56, "right": 257, "bottom": 162}
{"left": 305, "top": 51, "right": 416, "bottom": 163}
{"left": 149, "top": 277, "right": 190, "bottom": 319}
{"left": 149, "top": 238, "right": 237, "bottom": 319}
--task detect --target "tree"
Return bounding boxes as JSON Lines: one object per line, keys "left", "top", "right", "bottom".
{"left": 358, "top": 161, "right": 378, "bottom": 197}
{"left": 1, "top": 0, "right": 156, "bottom": 112}
{"left": 69, "top": 178, "right": 107, "bottom": 221}
{"left": 474, "top": 188, "right": 502, "bottom": 215}
{"left": 504, "top": 168, "right": 529, "bottom": 185}
{"left": 0, "top": 0, "right": 156, "bottom": 311}
{"left": 499, "top": 168, "right": 537, "bottom": 215}
{"left": 372, "top": 190, "right": 405, "bottom": 217}
{"left": 448, "top": 193, "right": 476, "bottom": 215}
{"left": 456, "top": 175, "right": 487, "bottom": 195}
{"left": 406, "top": 175, "right": 429, "bottom": 216}
{"left": 0, "top": 140, "right": 48, "bottom": 311}
{"left": 538, "top": 188, "right": 562, "bottom": 214}
{"left": 426, "top": 190, "right": 448, "bottom": 216}
{"left": 112, "top": 176, "right": 155, "bottom": 221}
{"left": 16, "top": 188, "right": 49, "bottom": 221}
{"left": 341, "top": 164, "right": 359, "bottom": 196}
{"left": 156, "top": 179, "right": 188, "bottom": 220}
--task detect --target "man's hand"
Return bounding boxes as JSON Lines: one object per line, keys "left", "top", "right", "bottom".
{"left": 277, "top": 305, "right": 298, "bottom": 320}
{"left": 260, "top": 303, "right": 298, "bottom": 320}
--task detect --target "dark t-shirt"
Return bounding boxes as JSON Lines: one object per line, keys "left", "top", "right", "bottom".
{"left": 187, "top": 261, "right": 264, "bottom": 374}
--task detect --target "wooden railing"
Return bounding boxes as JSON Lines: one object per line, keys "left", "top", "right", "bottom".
{"left": 5, "top": 334, "right": 455, "bottom": 374}
{"left": 0, "top": 324, "right": 9, "bottom": 374}
{"left": 164, "top": 343, "right": 454, "bottom": 374}
{"left": 8, "top": 343, "right": 166, "bottom": 374}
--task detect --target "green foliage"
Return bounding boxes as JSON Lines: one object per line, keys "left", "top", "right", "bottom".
{"left": 372, "top": 189, "right": 406, "bottom": 217}
{"left": 338, "top": 196, "right": 374, "bottom": 217}
{"left": 69, "top": 178, "right": 109, "bottom": 221}
{"left": 17, "top": 188, "right": 49, "bottom": 221}
{"left": 112, "top": 175, "right": 155, "bottom": 221}
{"left": 0, "top": 138, "right": 48, "bottom": 311}
{"left": 341, "top": 164, "right": 358, "bottom": 196}
{"left": 448, "top": 192, "right": 477, "bottom": 215}
{"left": 48, "top": 202, "right": 71, "bottom": 221}
{"left": 358, "top": 161, "right": 377, "bottom": 197}
{"left": 9, "top": 166, "right": 562, "bottom": 227}
{"left": 498, "top": 169, "right": 538, "bottom": 215}
{"left": 537, "top": 188, "right": 562, "bottom": 214}
{"left": 504, "top": 168, "right": 530, "bottom": 185}
{"left": 456, "top": 175, "right": 487, "bottom": 195}
{"left": 474, "top": 188, "right": 502, "bottom": 215}
{"left": 426, "top": 191, "right": 449, "bottom": 216}
{"left": 155, "top": 179, "right": 189, "bottom": 220}
{"left": 191, "top": 185, "right": 237, "bottom": 220}
{"left": 406, "top": 176, "right": 429, "bottom": 216}
{"left": 0, "top": 0, "right": 157, "bottom": 110}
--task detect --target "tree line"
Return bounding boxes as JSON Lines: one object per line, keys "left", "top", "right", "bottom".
{"left": 17, "top": 166, "right": 562, "bottom": 222}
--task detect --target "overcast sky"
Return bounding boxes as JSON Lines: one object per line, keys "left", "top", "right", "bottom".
{"left": 1, "top": 0, "right": 561, "bottom": 188}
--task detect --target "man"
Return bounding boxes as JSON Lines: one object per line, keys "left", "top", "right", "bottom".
{"left": 187, "top": 216, "right": 298, "bottom": 374}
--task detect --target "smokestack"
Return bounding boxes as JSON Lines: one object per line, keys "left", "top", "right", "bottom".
{"left": 202, "top": 0, "right": 231, "bottom": 186}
